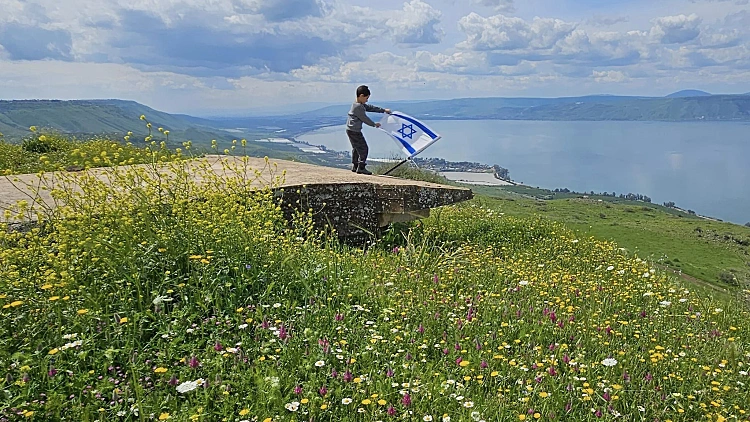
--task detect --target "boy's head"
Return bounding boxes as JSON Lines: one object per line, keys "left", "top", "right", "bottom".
{"left": 356, "top": 85, "right": 371, "bottom": 103}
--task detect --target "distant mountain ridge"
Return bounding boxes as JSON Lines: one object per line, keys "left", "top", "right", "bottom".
{"left": 666, "top": 90, "right": 712, "bottom": 98}
{"left": 297, "top": 93, "right": 750, "bottom": 122}
{"left": 2, "top": 92, "right": 750, "bottom": 143}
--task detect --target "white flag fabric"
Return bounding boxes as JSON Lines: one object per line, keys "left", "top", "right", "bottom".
{"left": 378, "top": 111, "right": 441, "bottom": 159}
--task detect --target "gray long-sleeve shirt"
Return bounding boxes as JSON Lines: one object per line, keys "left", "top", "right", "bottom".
{"left": 346, "top": 102, "right": 386, "bottom": 132}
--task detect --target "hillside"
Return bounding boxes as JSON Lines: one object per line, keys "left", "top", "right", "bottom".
{"left": 1, "top": 145, "right": 748, "bottom": 421}
{"left": 3, "top": 94, "right": 750, "bottom": 147}
{"left": 666, "top": 90, "right": 712, "bottom": 98}
{"left": 297, "top": 94, "right": 750, "bottom": 122}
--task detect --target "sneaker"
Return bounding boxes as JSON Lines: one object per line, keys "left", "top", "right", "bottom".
{"left": 356, "top": 163, "right": 372, "bottom": 175}
{"left": 351, "top": 163, "right": 357, "bottom": 172}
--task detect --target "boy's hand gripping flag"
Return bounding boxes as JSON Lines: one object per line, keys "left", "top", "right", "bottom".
{"left": 377, "top": 111, "right": 441, "bottom": 159}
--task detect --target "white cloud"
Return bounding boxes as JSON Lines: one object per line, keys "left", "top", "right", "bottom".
{"left": 386, "top": 0, "right": 444, "bottom": 45}
{"left": 457, "top": 13, "right": 576, "bottom": 51}
{"left": 471, "top": 0, "right": 515, "bottom": 13}
{"left": 649, "top": 14, "right": 702, "bottom": 44}
{"left": 593, "top": 69, "right": 628, "bottom": 82}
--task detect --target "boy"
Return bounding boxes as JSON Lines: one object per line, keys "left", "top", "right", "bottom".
{"left": 346, "top": 85, "right": 390, "bottom": 175}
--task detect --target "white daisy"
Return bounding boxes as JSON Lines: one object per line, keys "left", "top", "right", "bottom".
{"left": 601, "top": 358, "right": 618, "bottom": 367}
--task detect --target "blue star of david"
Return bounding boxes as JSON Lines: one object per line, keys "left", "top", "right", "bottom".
{"left": 397, "top": 123, "right": 417, "bottom": 139}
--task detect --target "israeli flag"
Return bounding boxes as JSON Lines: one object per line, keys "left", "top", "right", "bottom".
{"left": 378, "top": 111, "right": 441, "bottom": 159}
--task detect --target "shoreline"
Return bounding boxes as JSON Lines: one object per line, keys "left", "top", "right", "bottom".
{"left": 439, "top": 171, "right": 515, "bottom": 186}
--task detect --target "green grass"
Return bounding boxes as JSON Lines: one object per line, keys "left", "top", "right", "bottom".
{"left": 1, "top": 139, "right": 749, "bottom": 421}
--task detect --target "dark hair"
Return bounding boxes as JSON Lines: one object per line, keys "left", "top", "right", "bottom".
{"left": 356, "top": 85, "right": 371, "bottom": 97}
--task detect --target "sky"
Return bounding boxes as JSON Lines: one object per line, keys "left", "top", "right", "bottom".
{"left": 1, "top": 0, "right": 749, "bottom": 115}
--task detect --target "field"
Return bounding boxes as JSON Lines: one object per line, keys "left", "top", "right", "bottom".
{"left": 1, "top": 136, "right": 749, "bottom": 421}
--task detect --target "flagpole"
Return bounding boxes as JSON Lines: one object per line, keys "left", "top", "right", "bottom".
{"left": 382, "top": 158, "right": 409, "bottom": 176}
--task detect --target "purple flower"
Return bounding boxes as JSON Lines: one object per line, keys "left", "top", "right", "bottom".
{"left": 603, "top": 392, "right": 611, "bottom": 402}
{"left": 168, "top": 375, "right": 179, "bottom": 386}
{"left": 401, "top": 393, "right": 411, "bottom": 407}
{"left": 335, "top": 313, "right": 344, "bottom": 321}
{"left": 331, "top": 369, "right": 338, "bottom": 378}
{"left": 213, "top": 342, "right": 223, "bottom": 351}
{"left": 343, "top": 371, "right": 353, "bottom": 382}
{"left": 294, "top": 385, "right": 303, "bottom": 395}
{"left": 318, "top": 385, "right": 327, "bottom": 396}
{"left": 386, "top": 368, "right": 395, "bottom": 378}
{"left": 480, "top": 360, "right": 488, "bottom": 369}
{"left": 548, "top": 366, "right": 558, "bottom": 376}
{"left": 387, "top": 405, "right": 396, "bottom": 416}
{"left": 189, "top": 356, "right": 200, "bottom": 368}
{"left": 417, "top": 324, "right": 425, "bottom": 334}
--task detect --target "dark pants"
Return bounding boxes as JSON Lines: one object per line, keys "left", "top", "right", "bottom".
{"left": 346, "top": 130, "right": 368, "bottom": 165}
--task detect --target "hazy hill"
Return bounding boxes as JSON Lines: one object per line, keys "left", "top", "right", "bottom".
{"left": 299, "top": 94, "right": 750, "bottom": 122}
{"left": 666, "top": 90, "right": 712, "bottom": 98}
{"left": 2, "top": 94, "right": 750, "bottom": 145}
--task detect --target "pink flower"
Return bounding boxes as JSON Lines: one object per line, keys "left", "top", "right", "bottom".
{"left": 294, "top": 385, "right": 303, "bottom": 395}
{"left": 188, "top": 356, "right": 200, "bottom": 368}
{"left": 318, "top": 385, "right": 328, "bottom": 396}
{"left": 401, "top": 393, "right": 411, "bottom": 407}
{"left": 213, "top": 342, "right": 223, "bottom": 351}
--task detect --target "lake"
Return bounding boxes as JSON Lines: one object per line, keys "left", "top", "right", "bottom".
{"left": 296, "top": 120, "right": 750, "bottom": 225}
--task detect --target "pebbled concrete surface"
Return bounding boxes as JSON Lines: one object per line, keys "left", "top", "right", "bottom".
{"left": 1, "top": 155, "right": 473, "bottom": 242}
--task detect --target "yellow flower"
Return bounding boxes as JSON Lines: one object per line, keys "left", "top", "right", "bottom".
{"left": 361, "top": 399, "right": 372, "bottom": 405}
{"left": 23, "top": 410, "right": 34, "bottom": 418}
{"left": 300, "top": 398, "right": 309, "bottom": 404}
{"left": 41, "top": 284, "right": 53, "bottom": 290}
{"left": 159, "top": 412, "right": 170, "bottom": 420}
{"left": 239, "top": 409, "right": 250, "bottom": 416}
{"left": 491, "top": 371, "right": 499, "bottom": 377}
{"left": 49, "top": 296, "right": 60, "bottom": 301}
{"left": 77, "top": 309, "right": 89, "bottom": 315}
{"left": 539, "top": 392, "right": 549, "bottom": 398}
{"left": 378, "top": 399, "right": 387, "bottom": 405}
{"left": 263, "top": 418, "right": 273, "bottom": 422}
{"left": 119, "top": 317, "right": 128, "bottom": 324}
{"left": 10, "top": 300, "right": 23, "bottom": 307}
{"left": 48, "top": 348, "right": 59, "bottom": 355}
{"left": 459, "top": 360, "right": 470, "bottom": 367}
{"left": 154, "top": 367, "right": 168, "bottom": 374}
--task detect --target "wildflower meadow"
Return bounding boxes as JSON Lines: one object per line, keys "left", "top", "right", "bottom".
{"left": 0, "top": 130, "right": 748, "bottom": 421}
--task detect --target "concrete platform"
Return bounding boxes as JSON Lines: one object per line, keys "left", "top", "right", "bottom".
{"left": 1, "top": 155, "right": 473, "bottom": 242}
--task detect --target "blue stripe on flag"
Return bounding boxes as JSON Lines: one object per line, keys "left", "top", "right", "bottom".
{"left": 393, "top": 134, "right": 417, "bottom": 155}
{"left": 391, "top": 113, "right": 438, "bottom": 139}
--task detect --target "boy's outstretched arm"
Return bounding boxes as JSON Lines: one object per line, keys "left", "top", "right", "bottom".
{"left": 364, "top": 104, "right": 391, "bottom": 114}
{"left": 353, "top": 104, "right": 378, "bottom": 127}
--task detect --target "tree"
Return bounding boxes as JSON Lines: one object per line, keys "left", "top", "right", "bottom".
{"left": 745, "top": 222, "right": 750, "bottom": 228}
{"left": 663, "top": 201, "right": 676, "bottom": 208}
